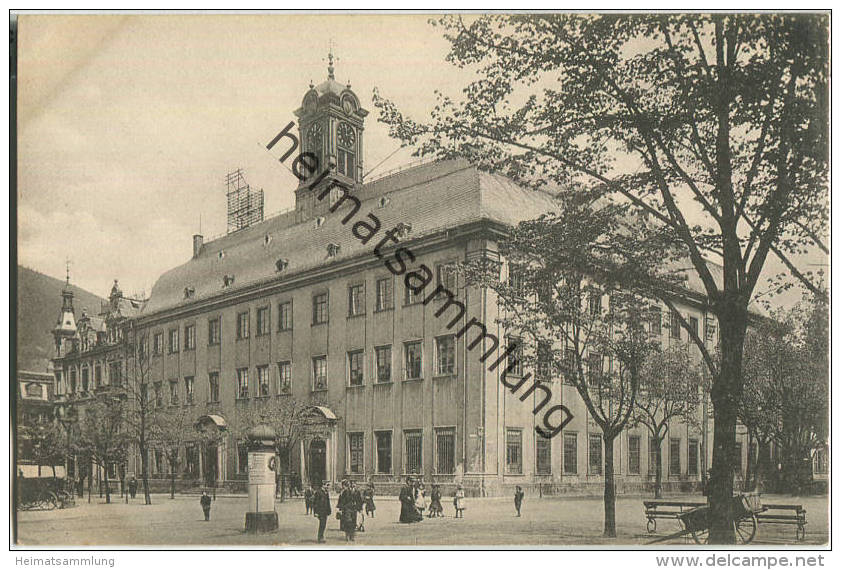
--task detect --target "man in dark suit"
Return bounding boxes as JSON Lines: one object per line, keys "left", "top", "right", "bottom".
{"left": 312, "top": 480, "right": 332, "bottom": 543}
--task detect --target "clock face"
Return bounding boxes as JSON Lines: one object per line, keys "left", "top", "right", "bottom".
{"left": 307, "top": 123, "right": 323, "bottom": 151}
{"left": 337, "top": 122, "right": 356, "bottom": 149}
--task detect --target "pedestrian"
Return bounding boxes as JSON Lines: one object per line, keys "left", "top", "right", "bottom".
{"left": 363, "top": 481, "right": 376, "bottom": 518}
{"left": 337, "top": 479, "right": 360, "bottom": 542}
{"left": 304, "top": 485, "right": 314, "bottom": 515}
{"left": 454, "top": 484, "right": 466, "bottom": 518}
{"left": 415, "top": 483, "right": 427, "bottom": 517}
{"left": 514, "top": 485, "right": 524, "bottom": 517}
{"left": 312, "top": 480, "right": 331, "bottom": 543}
{"left": 128, "top": 476, "right": 137, "bottom": 499}
{"left": 399, "top": 477, "right": 423, "bottom": 523}
{"left": 428, "top": 484, "right": 443, "bottom": 517}
{"left": 200, "top": 491, "right": 212, "bottom": 521}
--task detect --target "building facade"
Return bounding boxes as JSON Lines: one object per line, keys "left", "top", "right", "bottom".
{"left": 50, "top": 64, "right": 749, "bottom": 497}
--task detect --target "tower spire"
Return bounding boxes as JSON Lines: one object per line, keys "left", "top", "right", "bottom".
{"left": 65, "top": 257, "right": 71, "bottom": 286}
{"left": 327, "top": 40, "right": 335, "bottom": 80}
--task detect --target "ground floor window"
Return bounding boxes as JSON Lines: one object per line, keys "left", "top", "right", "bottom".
{"left": 237, "top": 443, "right": 248, "bottom": 474}
{"left": 536, "top": 433, "right": 552, "bottom": 475}
{"left": 734, "top": 442, "right": 743, "bottom": 476}
{"left": 435, "top": 428, "right": 455, "bottom": 474}
{"left": 628, "top": 435, "right": 641, "bottom": 475}
{"left": 348, "top": 432, "right": 364, "bottom": 474}
{"left": 506, "top": 429, "right": 523, "bottom": 474}
{"left": 404, "top": 430, "right": 423, "bottom": 474}
{"left": 588, "top": 434, "right": 602, "bottom": 475}
{"left": 670, "top": 438, "right": 681, "bottom": 477}
{"left": 649, "top": 437, "right": 659, "bottom": 477}
{"left": 688, "top": 439, "right": 699, "bottom": 476}
{"left": 375, "top": 431, "right": 392, "bottom": 474}
{"left": 563, "top": 432, "right": 577, "bottom": 474}
{"left": 814, "top": 447, "right": 828, "bottom": 474}
{"left": 186, "top": 445, "right": 199, "bottom": 476}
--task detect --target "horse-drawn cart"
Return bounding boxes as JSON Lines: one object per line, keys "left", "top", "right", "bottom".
{"left": 648, "top": 494, "right": 764, "bottom": 545}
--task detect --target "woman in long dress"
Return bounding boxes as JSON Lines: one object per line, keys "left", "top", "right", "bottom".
{"left": 337, "top": 480, "right": 360, "bottom": 541}
{"left": 398, "top": 477, "right": 423, "bottom": 523}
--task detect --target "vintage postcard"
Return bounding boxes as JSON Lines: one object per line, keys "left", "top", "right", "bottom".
{"left": 10, "top": 11, "right": 830, "bottom": 554}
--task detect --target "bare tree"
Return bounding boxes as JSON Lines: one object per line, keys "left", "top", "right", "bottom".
{"left": 121, "top": 327, "right": 154, "bottom": 505}
{"left": 76, "top": 392, "right": 130, "bottom": 504}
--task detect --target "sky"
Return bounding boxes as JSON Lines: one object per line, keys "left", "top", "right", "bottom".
{"left": 16, "top": 14, "right": 826, "bottom": 308}
{"left": 16, "top": 14, "right": 467, "bottom": 299}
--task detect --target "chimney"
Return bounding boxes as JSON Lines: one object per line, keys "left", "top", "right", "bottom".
{"left": 192, "top": 234, "right": 203, "bottom": 258}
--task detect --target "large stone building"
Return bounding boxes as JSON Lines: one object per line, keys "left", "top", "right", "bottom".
{"left": 50, "top": 63, "right": 742, "bottom": 496}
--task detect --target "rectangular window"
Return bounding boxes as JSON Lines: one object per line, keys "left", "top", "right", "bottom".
{"left": 508, "top": 265, "right": 524, "bottom": 296}
{"left": 82, "top": 367, "right": 89, "bottom": 392}
{"left": 435, "top": 335, "right": 455, "bottom": 376}
{"left": 348, "top": 432, "right": 364, "bottom": 474}
{"left": 628, "top": 435, "right": 641, "bottom": 475}
{"left": 688, "top": 439, "right": 699, "bottom": 476}
{"left": 94, "top": 365, "right": 102, "bottom": 389}
{"left": 186, "top": 445, "right": 199, "bottom": 476}
{"left": 689, "top": 316, "right": 699, "bottom": 339}
{"left": 563, "top": 347, "right": 576, "bottom": 384}
{"left": 154, "top": 382, "right": 163, "bottom": 408}
{"left": 404, "top": 282, "right": 421, "bottom": 305}
{"left": 256, "top": 306, "right": 270, "bottom": 336}
{"left": 436, "top": 428, "right": 455, "bottom": 474}
{"left": 312, "top": 292, "right": 329, "bottom": 324}
{"left": 257, "top": 365, "right": 270, "bottom": 397}
{"left": 277, "top": 361, "right": 291, "bottom": 394}
{"left": 278, "top": 301, "right": 292, "bottom": 331}
{"left": 537, "top": 340, "right": 553, "bottom": 380}
{"left": 564, "top": 433, "right": 578, "bottom": 474}
{"left": 506, "top": 429, "right": 523, "bottom": 474}
{"left": 375, "top": 431, "right": 392, "bottom": 474}
{"left": 649, "top": 307, "right": 662, "bottom": 336}
{"left": 734, "top": 442, "right": 743, "bottom": 475}
{"left": 670, "top": 310, "right": 681, "bottom": 339}
{"left": 705, "top": 319, "right": 717, "bottom": 343}
{"left": 814, "top": 448, "right": 828, "bottom": 474}
{"left": 589, "top": 293, "right": 602, "bottom": 318}
{"left": 169, "top": 380, "right": 178, "bottom": 405}
{"left": 237, "top": 311, "right": 250, "bottom": 340}
{"left": 237, "top": 443, "right": 248, "bottom": 474}
{"left": 348, "top": 284, "right": 365, "bottom": 316}
{"left": 168, "top": 328, "right": 179, "bottom": 353}
{"left": 404, "top": 341, "right": 423, "bottom": 380}
{"left": 184, "top": 376, "right": 194, "bottom": 404}
{"left": 236, "top": 368, "right": 249, "bottom": 399}
{"left": 208, "top": 318, "right": 221, "bottom": 346}
{"left": 375, "top": 277, "right": 393, "bottom": 311}
{"left": 649, "top": 437, "right": 659, "bottom": 477}
{"left": 312, "top": 356, "right": 328, "bottom": 391}
{"left": 588, "top": 352, "right": 602, "bottom": 381}
{"left": 109, "top": 361, "right": 122, "bottom": 387}
{"left": 375, "top": 345, "right": 392, "bottom": 383}
{"left": 405, "top": 430, "right": 423, "bottom": 474}
{"left": 507, "top": 338, "right": 523, "bottom": 376}
{"left": 589, "top": 434, "right": 603, "bottom": 475}
{"left": 670, "top": 438, "right": 681, "bottom": 476}
{"left": 347, "top": 350, "right": 364, "bottom": 387}
{"left": 437, "top": 263, "right": 457, "bottom": 292}
{"left": 536, "top": 433, "right": 552, "bottom": 475}
{"left": 184, "top": 324, "right": 196, "bottom": 350}
{"left": 153, "top": 333, "right": 163, "bottom": 355}
{"left": 208, "top": 372, "right": 220, "bottom": 403}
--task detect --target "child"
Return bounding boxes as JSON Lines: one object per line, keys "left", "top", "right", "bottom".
{"left": 304, "top": 485, "right": 314, "bottom": 515}
{"left": 514, "top": 485, "right": 524, "bottom": 517}
{"left": 428, "top": 484, "right": 443, "bottom": 517}
{"left": 454, "top": 484, "right": 466, "bottom": 518}
{"left": 363, "top": 482, "right": 376, "bottom": 518}
{"left": 415, "top": 483, "right": 427, "bottom": 517}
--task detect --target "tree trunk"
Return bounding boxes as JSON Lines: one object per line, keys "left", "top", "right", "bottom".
{"left": 708, "top": 301, "right": 747, "bottom": 544}
{"left": 654, "top": 437, "right": 663, "bottom": 499}
{"left": 87, "top": 466, "right": 92, "bottom": 503}
{"left": 603, "top": 434, "right": 617, "bottom": 538}
{"left": 140, "top": 444, "right": 152, "bottom": 505}
{"left": 104, "top": 462, "right": 111, "bottom": 504}
{"left": 744, "top": 434, "right": 755, "bottom": 492}
{"left": 170, "top": 457, "right": 177, "bottom": 499}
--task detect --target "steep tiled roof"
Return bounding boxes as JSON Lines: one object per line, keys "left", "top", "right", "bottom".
{"left": 142, "top": 160, "right": 559, "bottom": 316}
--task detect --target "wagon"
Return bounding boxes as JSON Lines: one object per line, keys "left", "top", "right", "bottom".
{"left": 17, "top": 470, "right": 74, "bottom": 511}
{"left": 648, "top": 493, "right": 764, "bottom": 545}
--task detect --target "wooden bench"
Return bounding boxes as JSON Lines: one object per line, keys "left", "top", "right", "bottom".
{"left": 757, "top": 503, "right": 807, "bottom": 542}
{"left": 644, "top": 500, "right": 706, "bottom": 533}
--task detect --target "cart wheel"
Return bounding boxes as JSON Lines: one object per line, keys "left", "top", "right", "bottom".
{"left": 796, "top": 525, "right": 806, "bottom": 542}
{"left": 734, "top": 514, "right": 758, "bottom": 544}
{"left": 647, "top": 518, "right": 656, "bottom": 533}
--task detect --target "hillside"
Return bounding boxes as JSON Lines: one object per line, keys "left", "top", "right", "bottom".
{"left": 15, "top": 266, "right": 107, "bottom": 373}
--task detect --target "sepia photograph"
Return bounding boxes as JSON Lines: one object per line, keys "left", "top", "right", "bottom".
{"left": 9, "top": 10, "right": 830, "bottom": 552}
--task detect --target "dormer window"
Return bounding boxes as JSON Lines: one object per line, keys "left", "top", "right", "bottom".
{"left": 275, "top": 258, "right": 289, "bottom": 273}
{"left": 222, "top": 275, "right": 235, "bottom": 288}
{"left": 395, "top": 222, "right": 413, "bottom": 239}
{"left": 184, "top": 286, "right": 195, "bottom": 299}
{"left": 327, "top": 243, "right": 341, "bottom": 258}
{"left": 315, "top": 216, "right": 326, "bottom": 228}
{"left": 264, "top": 234, "right": 272, "bottom": 246}
{"left": 218, "top": 250, "right": 225, "bottom": 260}
{"left": 378, "top": 196, "right": 389, "bottom": 208}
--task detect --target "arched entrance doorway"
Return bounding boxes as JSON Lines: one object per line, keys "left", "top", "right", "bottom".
{"left": 195, "top": 414, "right": 228, "bottom": 489}
{"left": 308, "top": 439, "right": 327, "bottom": 486}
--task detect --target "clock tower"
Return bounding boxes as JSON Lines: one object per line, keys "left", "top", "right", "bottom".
{"left": 294, "top": 52, "right": 368, "bottom": 221}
